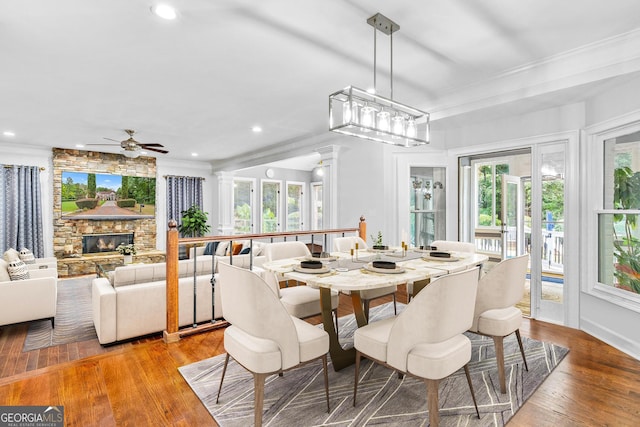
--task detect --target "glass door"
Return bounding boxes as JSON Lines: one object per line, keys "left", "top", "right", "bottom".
{"left": 501, "top": 175, "right": 524, "bottom": 259}
{"left": 534, "top": 144, "right": 566, "bottom": 322}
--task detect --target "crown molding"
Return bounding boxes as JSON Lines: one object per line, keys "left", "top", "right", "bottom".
{"left": 428, "top": 28, "right": 640, "bottom": 120}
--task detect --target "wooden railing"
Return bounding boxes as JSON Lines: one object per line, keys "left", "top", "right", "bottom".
{"left": 163, "top": 217, "right": 367, "bottom": 343}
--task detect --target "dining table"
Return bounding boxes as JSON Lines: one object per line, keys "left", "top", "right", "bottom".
{"left": 262, "top": 247, "right": 489, "bottom": 370}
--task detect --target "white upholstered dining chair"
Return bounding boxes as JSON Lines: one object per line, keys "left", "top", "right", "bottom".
{"left": 333, "top": 236, "right": 398, "bottom": 320}
{"left": 353, "top": 268, "right": 481, "bottom": 427}
{"left": 264, "top": 241, "right": 340, "bottom": 323}
{"left": 468, "top": 253, "right": 529, "bottom": 394}
{"left": 216, "top": 262, "right": 331, "bottom": 426}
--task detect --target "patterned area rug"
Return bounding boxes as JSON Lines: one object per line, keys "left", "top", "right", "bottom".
{"left": 23, "top": 276, "right": 97, "bottom": 352}
{"left": 179, "top": 303, "right": 569, "bottom": 426}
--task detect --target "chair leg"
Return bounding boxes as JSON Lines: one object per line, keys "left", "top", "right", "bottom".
{"left": 392, "top": 293, "right": 397, "bottom": 315}
{"left": 215, "top": 353, "right": 230, "bottom": 404}
{"left": 322, "top": 354, "right": 330, "bottom": 413}
{"left": 254, "top": 372, "right": 267, "bottom": 427}
{"left": 363, "top": 300, "right": 370, "bottom": 322}
{"left": 464, "top": 364, "right": 480, "bottom": 419}
{"left": 353, "top": 350, "right": 361, "bottom": 406}
{"left": 426, "top": 378, "right": 440, "bottom": 427}
{"left": 515, "top": 329, "right": 529, "bottom": 371}
{"left": 492, "top": 335, "right": 507, "bottom": 394}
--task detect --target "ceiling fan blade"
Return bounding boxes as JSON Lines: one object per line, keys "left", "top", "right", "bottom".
{"left": 143, "top": 147, "right": 169, "bottom": 154}
{"left": 138, "top": 143, "right": 165, "bottom": 148}
{"left": 103, "top": 137, "right": 121, "bottom": 142}
{"left": 86, "top": 143, "right": 119, "bottom": 146}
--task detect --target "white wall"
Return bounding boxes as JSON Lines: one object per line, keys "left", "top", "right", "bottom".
{"left": 0, "top": 143, "right": 55, "bottom": 257}
{"left": 334, "top": 138, "right": 387, "bottom": 245}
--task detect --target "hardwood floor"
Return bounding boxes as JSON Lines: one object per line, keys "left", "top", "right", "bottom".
{"left": 1, "top": 287, "right": 640, "bottom": 426}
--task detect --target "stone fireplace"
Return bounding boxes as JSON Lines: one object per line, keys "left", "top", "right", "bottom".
{"left": 52, "top": 148, "right": 164, "bottom": 276}
{"left": 82, "top": 233, "right": 134, "bottom": 254}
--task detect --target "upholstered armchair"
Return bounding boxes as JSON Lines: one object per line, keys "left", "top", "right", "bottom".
{"left": 216, "top": 262, "right": 331, "bottom": 426}
{"left": 468, "top": 253, "right": 529, "bottom": 393}
{"left": 333, "top": 236, "right": 397, "bottom": 320}
{"left": 353, "top": 268, "right": 481, "bottom": 427}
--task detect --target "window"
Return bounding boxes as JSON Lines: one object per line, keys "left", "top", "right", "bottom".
{"left": 233, "top": 178, "right": 254, "bottom": 233}
{"left": 475, "top": 162, "right": 509, "bottom": 227}
{"left": 286, "top": 182, "right": 304, "bottom": 231}
{"left": 261, "top": 180, "right": 281, "bottom": 232}
{"left": 311, "top": 182, "right": 322, "bottom": 230}
{"left": 598, "top": 135, "right": 640, "bottom": 295}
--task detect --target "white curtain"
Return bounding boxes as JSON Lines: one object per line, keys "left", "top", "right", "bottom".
{"left": 1, "top": 165, "right": 44, "bottom": 257}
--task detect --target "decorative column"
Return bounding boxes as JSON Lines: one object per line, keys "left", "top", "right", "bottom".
{"left": 316, "top": 145, "right": 339, "bottom": 231}
{"left": 216, "top": 171, "right": 235, "bottom": 235}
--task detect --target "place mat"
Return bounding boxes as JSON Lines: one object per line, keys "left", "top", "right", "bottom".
{"left": 363, "top": 263, "right": 406, "bottom": 274}
{"left": 293, "top": 266, "right": 332, "bottom": 274}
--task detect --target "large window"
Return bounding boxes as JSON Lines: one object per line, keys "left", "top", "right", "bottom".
{"left": 261, "top": 180, "right": 281, "bottom": 232}
{"left": 233, "top": 178, "right": 254, "bottom": 233}
{"left": 286, "top": 182, "right": 304, "bottom": 231}
{"left": 599, "top": 135, "right": 640, "bottom": 295}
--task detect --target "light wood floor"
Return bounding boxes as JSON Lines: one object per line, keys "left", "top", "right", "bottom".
{"left": 1, "top": 287, "right": 640, "bottom": 426}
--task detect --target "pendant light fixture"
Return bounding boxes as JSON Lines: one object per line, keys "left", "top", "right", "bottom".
{"left": 329, "top": 13, "right": 430, "bottom": 147}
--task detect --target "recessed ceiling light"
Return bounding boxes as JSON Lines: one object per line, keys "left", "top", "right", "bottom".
{"left": 252, "top": 126, "right": 262, "bottom": 133}
{"left": 191, "top": 152, "right": 198, "bottom": 157}
{"left": 75, "top": 144, "right": 85, "bottom": 148}
{"left": 3, "top": 131, "right": 15, "bottom": 137}
{"left": 151, "top": 4, "right": 177, "bottom": 20}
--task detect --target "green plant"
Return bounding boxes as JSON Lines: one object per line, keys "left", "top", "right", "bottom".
{"left": 613, "top": 166, "right": 640, "bottom": 293}
{"left": 179, "top": 205, "right": 211, "bottom": 238}
{"left": 370, "top": 231, "right": 383, "bottom": 247}
{"left": 116, "top": 243, "right": 137, "bottom": 255}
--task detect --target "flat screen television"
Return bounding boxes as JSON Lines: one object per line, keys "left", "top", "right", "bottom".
{"left": 61, "top": 171, "right": 156, "bottom": 220}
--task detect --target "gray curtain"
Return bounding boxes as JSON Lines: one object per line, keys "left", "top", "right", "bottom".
{"left": 166, "top": 176, "right": 205, "bottom": 259}
{"left": 1, "top": 165, "right": 45, "bottom": 257}
{"left": 166, "top": 176, "right": 205, "bottom": 225}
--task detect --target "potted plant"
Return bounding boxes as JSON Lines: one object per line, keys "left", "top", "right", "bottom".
{"left": 116, "top": 243, "right": 137, "bottom": 264}
{"left": 370, "top": 231, "right": 388, "bottom": 250}
{"left": 179, "top": 205, "right": 211, "bottom": 258}
{"left": 178, "top": 205, "right": 211, "bottom": 238}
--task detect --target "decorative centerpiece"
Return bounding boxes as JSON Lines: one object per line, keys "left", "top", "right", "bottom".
{"left": 117, "top": 243, "right": 137, "bottom": 264}
{"left": 370, "top": 231, "right": 389, "bottom": 250}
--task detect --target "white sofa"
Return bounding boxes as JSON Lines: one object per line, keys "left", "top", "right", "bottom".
{"left": 0, "top": 268, "right": 58, "bottom": 328}
{"left": 26, "top": 256, "right": 58, "bottom": 272}
{"left": 189, "top": 240, "right": 267, "bottom": 271}
{"left": 92, "top": 258, "right": 219, "bottom": 345}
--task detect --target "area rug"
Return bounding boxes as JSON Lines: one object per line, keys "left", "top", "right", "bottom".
{"left": 179, "top": 303, "right": 569, "bottom": 426}
{"left": 23, "top": 276, "right": 97, "bottom": 352}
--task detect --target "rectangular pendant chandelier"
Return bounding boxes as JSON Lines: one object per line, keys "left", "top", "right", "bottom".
{"left": 329, "top": 85, "right": 430, "bottom": 147}
{"left": 328, "top": 13, "right": 430, "bottom": 147}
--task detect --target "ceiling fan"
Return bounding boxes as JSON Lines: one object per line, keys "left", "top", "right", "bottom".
{"left": 88, "top": 129, "right": 169, "bottom": 157}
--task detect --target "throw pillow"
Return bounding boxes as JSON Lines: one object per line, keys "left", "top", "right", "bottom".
{"left": 232, "top": 243, "right": 243, "bottom": 255}
{"left": 215, "top": 241, "right": 230, "bottom": 257}
{"left": 3, "top": 248, "right": 20, "bottom": 263}
{"left": 0, "top": 258, "right": 11, "bottom": 282}
{"left": 239, "top": 247, "right": 251, "bottom": 255}
{"left": 203, "top": 241, "right": 219, "bottom": 256}
{"left": 19, "top": 247, "right": 36, "bottom": 264}
{"left": 252, "top": 241, "right": 266, "bottom": 256}
{"left": 7, "top": 259, "right": 30, "bottom": 281}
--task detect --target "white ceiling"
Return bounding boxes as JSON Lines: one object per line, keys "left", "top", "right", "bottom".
{"left": 2, "top": 0, "right": 640, "bottom": 165}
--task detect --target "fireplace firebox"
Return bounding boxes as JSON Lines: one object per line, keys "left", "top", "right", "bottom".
{"left": 82, "top": 233, "right": 134, "bottom": 254}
